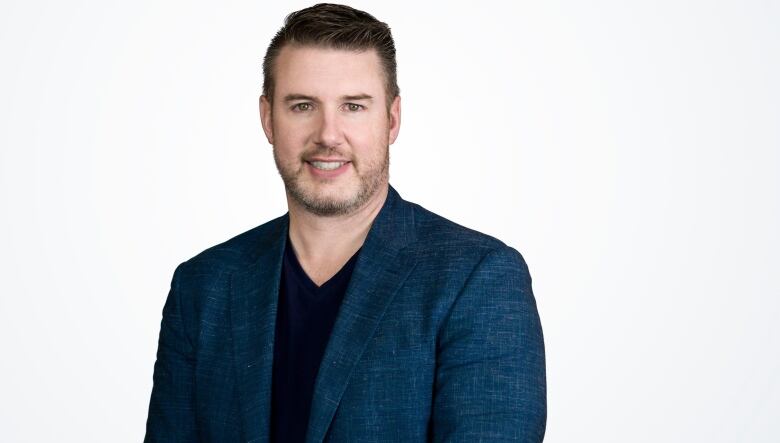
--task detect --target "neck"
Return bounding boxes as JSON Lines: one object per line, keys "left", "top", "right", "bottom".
{"left": 286, "top": 184, "right": 389, "bottom": 267}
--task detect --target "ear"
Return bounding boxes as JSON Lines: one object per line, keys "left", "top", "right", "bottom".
{"left": 259, "top": 95, "right": 274, "bottom": 145}
{"left": 388, "top": 95, "right": 401, "bottom": 145}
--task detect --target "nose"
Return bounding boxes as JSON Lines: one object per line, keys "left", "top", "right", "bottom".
{"left": 313, "top": 108, "right": 343, "bottom": 148}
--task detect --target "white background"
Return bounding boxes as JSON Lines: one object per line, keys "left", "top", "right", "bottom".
{"left": 1, "top": 1, "right": 778, "bottom": 441}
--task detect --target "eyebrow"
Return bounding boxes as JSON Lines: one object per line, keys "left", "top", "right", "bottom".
{"left": 282, "top": 93, "right": 374, "bottom": 103}
{"left": 283, "top": 94, "right": 318, "bottom": 103}
{"left": 342, "top": 94, "right": 373, "bottom": 102}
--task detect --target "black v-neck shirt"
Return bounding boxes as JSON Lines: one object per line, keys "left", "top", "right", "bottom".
{"left": 270, "top": 234, "right": 362, "bottom": 443}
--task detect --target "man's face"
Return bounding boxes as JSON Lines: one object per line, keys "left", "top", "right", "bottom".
{"left": 260, "top": 45, "right": 401, "bottom": 217}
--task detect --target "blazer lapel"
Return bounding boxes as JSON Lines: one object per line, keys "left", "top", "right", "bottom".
{"left": 230, "top": 214, "right": 288, "bottom": 443}
{"left": 305, "top": 185, "right": 419, "bottom": 443}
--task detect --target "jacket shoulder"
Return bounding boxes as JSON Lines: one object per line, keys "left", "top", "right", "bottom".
{"left": 409, "top": 201, "right": 510, "bottom": 256}
{"left": 175, "top": 213, "right": 287, "bottom": 276}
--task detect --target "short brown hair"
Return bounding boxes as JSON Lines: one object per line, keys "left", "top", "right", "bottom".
{"left": 262, "top": 3, "right": 399, "bottom": 109}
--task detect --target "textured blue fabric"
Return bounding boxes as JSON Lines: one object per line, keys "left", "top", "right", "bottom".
{"left": 145, "top": 184, "right": 546, "bottom": 442}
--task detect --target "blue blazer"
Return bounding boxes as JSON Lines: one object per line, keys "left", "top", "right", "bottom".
{"left": 145, "top": 185, "right": 546, "bottom": 442}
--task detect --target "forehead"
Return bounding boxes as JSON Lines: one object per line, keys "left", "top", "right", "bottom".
{"left": 273, "top": 45, "right": 385, "bottom": 100}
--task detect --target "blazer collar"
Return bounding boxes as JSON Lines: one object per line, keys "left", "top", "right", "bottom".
{"left": 230, "top": 184, "right": 419, "bottom": 443}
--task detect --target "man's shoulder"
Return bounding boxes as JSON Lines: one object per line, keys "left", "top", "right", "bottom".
{"left": 174, "top": 213, "right": 287, "bottom": 276}
{"left": 403, "top": 200, "right": 531, "bottom": 299}
{"left": 406, "top": 200, "right": 517, "bottom": 261}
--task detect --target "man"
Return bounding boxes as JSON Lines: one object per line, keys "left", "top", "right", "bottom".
{"left": 145, "top": 3, "right": 546, "bottom": 442}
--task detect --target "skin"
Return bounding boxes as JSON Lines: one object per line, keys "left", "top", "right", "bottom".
{"left": 260, "top": 45, "right": 401, "bottom": 286}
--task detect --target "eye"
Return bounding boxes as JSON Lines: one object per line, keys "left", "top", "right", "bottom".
{"left": 292, "top": 103, "right": 312, "bottom": 112}
{"left": 345, "top": 103, "right": 365, "bottom": 112}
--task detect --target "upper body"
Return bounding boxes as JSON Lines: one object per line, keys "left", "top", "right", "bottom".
{"left": 145, "top": 185, "right": 546, "bottom": 442}
{"left": 145, "top": 4, "right": 546, "bottom": 442}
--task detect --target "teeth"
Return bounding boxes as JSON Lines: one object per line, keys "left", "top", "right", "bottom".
{"left": 309, "top": 161, "right": 346, "bottom": 171}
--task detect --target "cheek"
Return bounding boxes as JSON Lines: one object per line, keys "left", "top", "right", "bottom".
{"left": 273, "top": 125, "right": 311, "bottom": 157}
{"left": 344, "top": 117, "right": 389, "bottom": 150}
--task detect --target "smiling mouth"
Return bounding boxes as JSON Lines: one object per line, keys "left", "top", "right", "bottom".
{"left": 307, "top": 160, "right": 350, "bottom": 171}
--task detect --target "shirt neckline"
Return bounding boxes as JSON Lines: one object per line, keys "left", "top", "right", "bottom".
{"left": 284, "top": 234, "right": 362, "bottom": 292}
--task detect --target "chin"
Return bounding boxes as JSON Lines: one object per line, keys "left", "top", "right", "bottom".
{"left": 291, "top": 183, "right": 357, "bottom": 214}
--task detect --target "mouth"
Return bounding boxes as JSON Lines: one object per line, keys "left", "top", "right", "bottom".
{"left": 306, "top": 160, "right": 350, "bottom": 171}
{"left": 305, "top": 160, "right": 352, "bottom": 178}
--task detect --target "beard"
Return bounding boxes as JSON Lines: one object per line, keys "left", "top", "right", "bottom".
{"left": 273, "top": 145, "right": 389, "bottom": 217}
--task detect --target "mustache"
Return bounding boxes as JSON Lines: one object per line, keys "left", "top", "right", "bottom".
{"left": 302, "top": 145, "right": 350, "bottom": 160}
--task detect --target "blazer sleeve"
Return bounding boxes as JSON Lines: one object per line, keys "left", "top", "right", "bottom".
{"left": 431, "top": 246, "right": 546, "bottom": 442}
{"left": 144, "top": 263, "right": 198, "bottom": 442}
